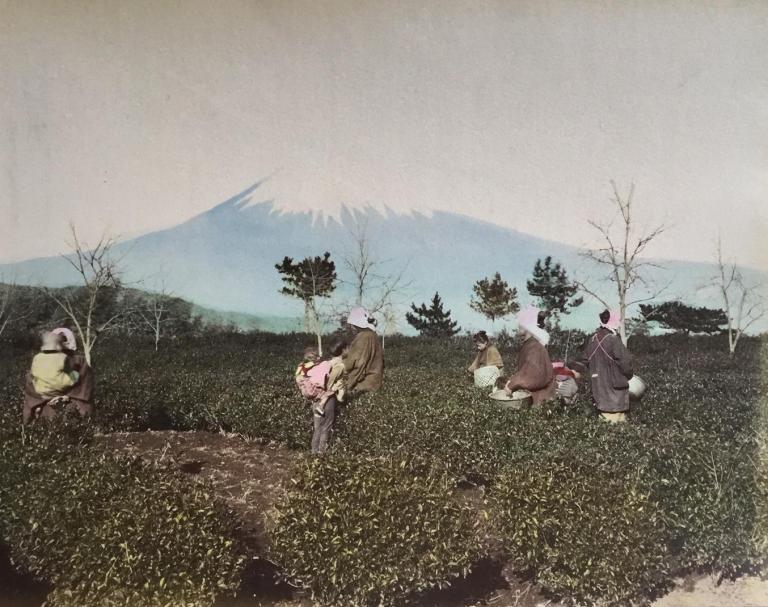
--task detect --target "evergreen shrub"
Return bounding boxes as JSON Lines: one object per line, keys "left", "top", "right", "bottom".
{"left": 269, "top": 454, "right": 484, "bottom": 606}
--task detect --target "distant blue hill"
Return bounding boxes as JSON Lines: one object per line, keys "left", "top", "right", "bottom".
{"left": 2, "top": 182, "right": 765, "bottom": 334}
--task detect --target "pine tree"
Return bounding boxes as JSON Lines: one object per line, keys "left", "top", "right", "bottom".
{"left": 526, "top": 257, "right": 582, "bottom": 327}
{"left": 275, "top": 252, "right": 337, "bottom": 354}
{"left": 469, "top": 272, "right": 519, "bottom": 324}
{"left": 639, "top": 301, "right": 727, "bottom": 335}
{"left": 405, "top": 292, "right": 460, "bottom": 337}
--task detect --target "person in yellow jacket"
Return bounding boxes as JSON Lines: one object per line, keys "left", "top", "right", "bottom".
{"left": 24, "top": 332, "right": 80, "bottom": 422}
{"left": 467, "top": 331, "right": 504, "bottom": 373}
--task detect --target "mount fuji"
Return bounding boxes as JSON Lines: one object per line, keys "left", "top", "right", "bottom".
{"left": 2, "top": 182, "right": 764, "bottom": 334}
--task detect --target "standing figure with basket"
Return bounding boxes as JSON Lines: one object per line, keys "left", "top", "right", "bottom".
{"left": 571, "top": 310, "right": 634, "bottom": 423}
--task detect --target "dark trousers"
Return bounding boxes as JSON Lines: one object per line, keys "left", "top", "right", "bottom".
{"left": 311, "top": 396, "right": 337, "bottom": 455}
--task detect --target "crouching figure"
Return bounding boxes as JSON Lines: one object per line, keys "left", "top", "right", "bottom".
{"left": 22, "top": 328, "right": 94, "bottom": 424}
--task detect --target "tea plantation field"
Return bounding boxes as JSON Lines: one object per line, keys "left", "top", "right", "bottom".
{"left": 1, "top": 333, "right": 767, "bottom": 606}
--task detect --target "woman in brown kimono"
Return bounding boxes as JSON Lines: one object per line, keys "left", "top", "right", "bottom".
{"left": 571, "top": 310, "right": 633, "bottom": 423}
{"left": 311, "top": 307, "right": 384, "bottom": 455}
{"left": 504, "top": 307, "right": 556, "bottom": 405}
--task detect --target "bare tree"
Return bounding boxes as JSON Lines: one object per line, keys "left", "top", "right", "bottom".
{"left": 136, "top": 281, "right": 174, "bottom": 351}
{"left": 714, "top": 237, "right": 765, "bottom": 357}
{"left": 378, "top": 303, "right": 400, "bottom": 351}
{"left": 578, "top": 181, "right": 668, "bottom": 342}
{"left": 341, "top": 214, "right": 411, "bottom": 335}
{"left": 46, "top": 225, "right": 124, "bottom": 364}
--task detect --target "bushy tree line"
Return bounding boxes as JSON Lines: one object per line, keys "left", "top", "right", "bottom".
{"left": 0, "top": 284, "right": 202, "bottom": 346}
{"left": 406, "top": 256, "right": 582, "bottom": 337}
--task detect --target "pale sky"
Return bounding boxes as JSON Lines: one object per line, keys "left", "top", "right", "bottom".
{"left": 1, "top": 0, "right": 766, "bottom": 269}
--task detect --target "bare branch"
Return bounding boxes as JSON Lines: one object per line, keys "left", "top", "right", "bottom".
{"left": 341, "top": 212, "right": 411, "bottom": 321}
{"left": 711, "top": 237, "right": 765, "bottom": 355}
{"left": 573, "top": 279, "right": 610, "bottom": 309}
{"left": 580, "top": 181, "right": 667, "bottom": 341}
{"left": 46, "top": 227, "right": 124, "bottom": 364}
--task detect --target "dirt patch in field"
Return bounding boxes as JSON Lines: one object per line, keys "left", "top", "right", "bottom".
{"left": 95, "top": 430, "right": 302, "bottom": 549}
{"left": 653, "top": 574, "right": 768, "bottom": 607}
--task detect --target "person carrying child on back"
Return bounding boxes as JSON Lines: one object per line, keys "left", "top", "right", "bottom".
{"left": 23, "top": 332, "right": 80, "bottom": 423}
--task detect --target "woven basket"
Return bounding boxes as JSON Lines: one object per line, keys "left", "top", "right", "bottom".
{"left": 474, "top": 365, "right": 501, "bottom": 388}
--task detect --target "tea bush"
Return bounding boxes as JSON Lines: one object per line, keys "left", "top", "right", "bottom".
{"left": 754, "top": 443, "right": 768, "bottom": 567}
{"left": 269, "top": 453, "right": 484, "bottom": 606}
{"left": 754, "top": 339, "right": 768, "bottom": 568}
{"left": 637, "top": 430, "right": 761, "bottom": 577}
{"left": 0, "top": 418, "right": 244, "bottom": 607}
{"left": 490, "top": 453, "right": 671, "bottom": 606}
{"left": 334, "top": 384, "right": 512, "bottom": 482}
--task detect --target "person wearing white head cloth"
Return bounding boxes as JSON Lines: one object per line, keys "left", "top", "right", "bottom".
{"left": 503, "top": 306, "right": 556, "bottom": 405}
{"left": 343, "top": 307, "right": 384, "bottom": 394}
{"left": 310, "top": 308, "right": 384, "bottom": 454}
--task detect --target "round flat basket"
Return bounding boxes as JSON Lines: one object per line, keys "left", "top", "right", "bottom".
{"left": 474, "top": 365, "right": 501, "bottom": 388}
{"left": 628, "top": 375, "right": 646, "bottom": 402}
{"left": 489, "top": 388, "right": 532, "bottom": 410}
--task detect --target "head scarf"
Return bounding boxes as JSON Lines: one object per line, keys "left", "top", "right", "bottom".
{"left": 516, "top": 306, "right": 550, "bottom": 346}
{"left": 52, "top": 327, "right": 77, "bottom": 351}
{"left": 601, "top": 310, "right": 622, "bottom": 333}
{"left": 347, "top": 307, "right": 376, "bottom": 330}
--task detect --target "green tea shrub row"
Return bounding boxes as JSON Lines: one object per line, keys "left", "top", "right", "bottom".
{"left": 334, "top": 383, "right": 512, "bottom": 482}
{"left": 490, "top": 454, "right": 671, "bottom": 606}
{"left": 1, "top": 334, "right": 765, "bottom": 606}
{"left": 3, "top": 334, "right": 761, "bottom": 446}
{"left": 0, "top": 418, "right": 244, "bottom": 607}
{"left": 331, "top": 400, "right": 764, "bottom": 604}
{"left": 637, "top": 430, "right": 760, "bottom": 577}
{"left": 269, "top": 454, "right": 484, "bottom": 606}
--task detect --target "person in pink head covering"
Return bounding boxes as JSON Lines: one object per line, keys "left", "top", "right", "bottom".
{"left": 22, "top": 327, "right": 95, "bottom": 423}
{"left": 601, "top": 310, "right": 622, "bottom": 333}
{"left": 503, "top": 306, "right": 556, "bottom": 405}
{"left": 570, "top": 309, "right": 633, "bottom": 423}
